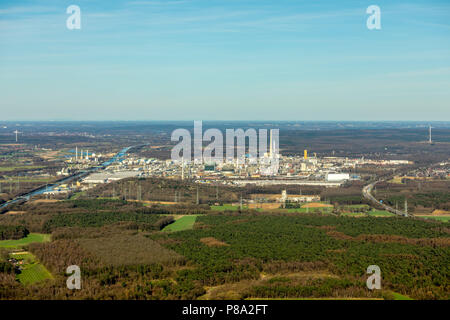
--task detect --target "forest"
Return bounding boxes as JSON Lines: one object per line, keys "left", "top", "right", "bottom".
{"left": 0, "top": 196, "right": 449, "bottom": 300}
{"left": 0, "top": 225, "right": 29, "bottom": 240}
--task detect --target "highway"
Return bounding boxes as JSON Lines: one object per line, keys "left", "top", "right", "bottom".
{"left": 362, "top": 181, "right": 410, "bottom": 217}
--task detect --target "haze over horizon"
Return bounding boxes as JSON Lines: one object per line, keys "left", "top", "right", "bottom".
{"left": 1, "top": 0, "right": 449, "bottom": 121}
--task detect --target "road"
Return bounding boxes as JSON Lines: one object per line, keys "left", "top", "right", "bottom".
{"left": 362, "top": 181, "right": 410, "bottom": 217}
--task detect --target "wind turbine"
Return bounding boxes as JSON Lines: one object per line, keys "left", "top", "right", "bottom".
{"left": 428, "top": 125, "right": 432, "bottom": 144}
{"left": 13, "top": 130, "right": 21, "bottom": 142}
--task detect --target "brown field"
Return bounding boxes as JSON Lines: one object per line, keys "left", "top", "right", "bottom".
{"left": 200, "top": 237, "right": 229, "bottom": 247}
{"left": 4, "top": 211, "right": 26, "bottom": 215}
{"left": 129, "top": 200, "right": 178, "bottom": 205}
{"left": 39, "top": 150, "right": 59, "bottom": 160}
{"left": 31, "top": 199, "right": 60, "bottom": 203}
{"left": 171, "top": 214, "right": 186, "bottom": 220}
{"left": 199, "top": 270, "right": 346, "bottom": 300}
{"left": 77, "top": 234, "right": 185, "bottom": 266}
{"left": 250, "top": 194, "right": 280, "bottom": 200}
{"left": 248, "top": 203, "right": 281, "bottom": 209}
{"left": 302, "top": 202, "right": 333, "bottom": 208}
{"left": 431, "top": 209, "right": 450, "bottom": 216}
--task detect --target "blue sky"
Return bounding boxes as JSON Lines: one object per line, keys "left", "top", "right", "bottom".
{"left": 0, "top": 0, "right": 449, "bottom": 121}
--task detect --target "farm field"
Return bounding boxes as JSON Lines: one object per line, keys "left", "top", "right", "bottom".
{"left": 367, "top": 210, "right": 395, "bottom": 217}
{"left": 0, "top": 233, "right": 51, "bottom": 248}
{"left": 76, "top": 233, "right": 185, "bottom": 266}
{"left": 69, "top": 191, "right": 86, "bottom": 200}
{"left": 15, "top": 252, "right": 53, "bottom": 285}
{"left": 163, "top": 215, "right": 198, "bottom": 232}
{"left": 341, "top": 212, "right": 366, "bottom": 217}
{"left": 0, "top": 177, "right": 53, "bottom": 183}
{"left": 389, "top": 291, "right": 413, "bottom": 300}
{"left": 285, "top": 207, "right": 333, "bottom": 214}
{"left": 0, "top": 165, "right": 45, "bottom": 172}
{"left": 302, "top": 202, "right": 333, "bottom": 208}
{"left": 211, "top": 204, "right": 243, "bottom": 211}
{"left": 343, "top": 204, "right": 370, "bottom": 209}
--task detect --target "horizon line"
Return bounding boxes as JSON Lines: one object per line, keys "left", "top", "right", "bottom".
{"left": 1, "top": 120, "right": 450, "bottom": 123}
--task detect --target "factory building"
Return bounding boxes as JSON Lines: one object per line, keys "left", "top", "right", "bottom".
{"left": 326, "top": 173, "right": 350, "bottom": 181}
{"left": 82, "top": 171, "right": 141, "bottom": 185}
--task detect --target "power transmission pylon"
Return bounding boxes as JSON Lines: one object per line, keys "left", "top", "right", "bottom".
{"left": 137, "top": 184, "right": 142, "bottom": 201}
{"left": 196, "top": 186, "right": 199, "bottom": 205}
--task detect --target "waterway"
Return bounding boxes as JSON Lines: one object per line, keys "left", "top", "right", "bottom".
{"left": 0, "top": 146, "right": 134, "bottom": 209}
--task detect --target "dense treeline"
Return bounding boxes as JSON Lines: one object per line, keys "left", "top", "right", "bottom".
{"left": 320, "top": 185, "right": 369, "bottom": 205}
{"left": 383, "top": 192, "right": 450, "bottom": 212}
{"left": 15, "top": 199, "right": 148, "bottom": 215}
{"left": 0, "top": 225, "right": 29, "bottom": 240}
{"left": 0, "top": 200, "right": 180, "bottom": 233}
{"left": 375, "top": 180, "right": 450, "bottom": 212}
{"left": 42, "top": 211, "right": 164, "bottom": 232}
{"left": 0, "top": 249, "right": 15, "bottom": 274}
{"left": 10, "top": 199, "right": 212, "bottom": 216}
{"left": 244, "top": 277, "right": 379, "bottom": 299}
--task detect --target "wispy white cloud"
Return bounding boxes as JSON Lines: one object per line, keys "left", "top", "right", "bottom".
{"left": 0, "top": 5, "right": 58, "bottom": 15}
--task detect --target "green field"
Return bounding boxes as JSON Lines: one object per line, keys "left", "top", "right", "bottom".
{"left": 10, "top": 252, "right": 33, "bottom": 261}
{"left": 163, "top": 215, "right": 198, "bottom": 232}
{"left": 0, "top": 165, "right": 45, "bottom": 172}
{"left": 285, "top": 207, "right": 333, "bottom": 214}
{"left": 0, "top": 233, "right": 51, "bottom": 248}
{"left": 343, "top": 204, "right": 370, "bottom": 209}
{"left": 367, "top": 210, "right": 395, "bottom": 217}
{"left": 0, "top": 177, "right": 53, "bottom": 183}
{"left": 211, "top": 204, "right": 245, "bottom": 211}
{"left": 15, "top": 252, "right": 53, "bottom": 285}
{"left": 341, "top": 212, "right": 366, "bottom": 217}
{"left": 69, "top": 191, "right": 86, "bottom": 200}
{"left": 390, "top": 291, "right": 413, "bottom": 300}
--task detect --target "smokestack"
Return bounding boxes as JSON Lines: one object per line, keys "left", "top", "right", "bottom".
{"left": 181, "top": 157, "right": 184, "bottom": 180}
{"left": 269, "top": 130, "right": 273, "bottom": 157}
